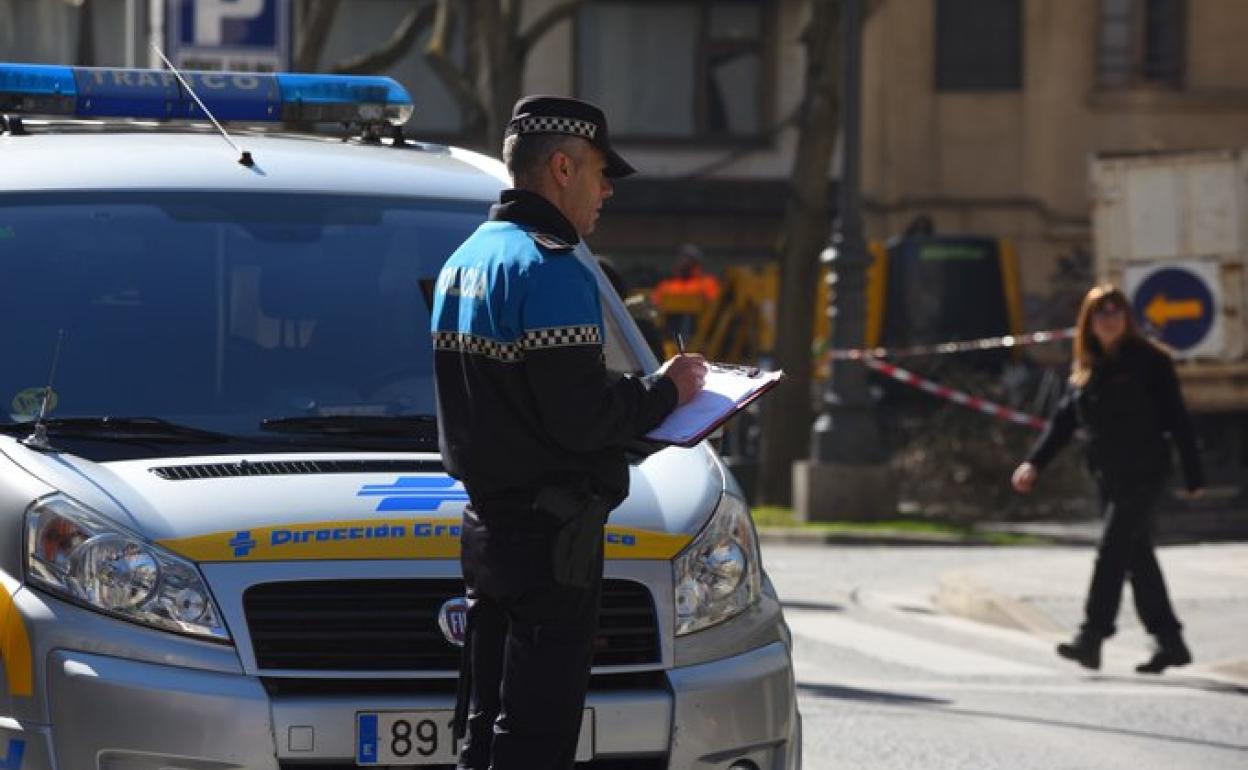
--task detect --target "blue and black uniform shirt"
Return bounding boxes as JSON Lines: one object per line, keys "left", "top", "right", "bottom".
{"left": 431, "top": 189, "right": 677, "bottom": 507}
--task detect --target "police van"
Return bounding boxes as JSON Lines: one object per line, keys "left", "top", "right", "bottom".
{"left": 0, "top": 64, "right": 800, "bottom": 769}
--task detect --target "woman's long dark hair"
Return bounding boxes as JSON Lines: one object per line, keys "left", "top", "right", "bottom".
{"left": 1070, "top": 283, "right": 1142, "bottom": 387}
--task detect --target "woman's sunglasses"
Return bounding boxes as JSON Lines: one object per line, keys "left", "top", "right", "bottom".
{"left": 1092, "top": 303, "right": 1125, "bottom": 319}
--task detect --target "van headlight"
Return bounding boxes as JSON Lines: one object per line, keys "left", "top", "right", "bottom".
{"left": 24, "top": 494, "right": 230, "bottom": 642}
{"left": 673, "top": 494, "right": 762, "bottom": 636}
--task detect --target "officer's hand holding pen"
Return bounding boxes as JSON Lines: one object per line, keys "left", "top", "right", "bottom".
{"left": 658, "top": 334, "right": 707, "bottom": 406}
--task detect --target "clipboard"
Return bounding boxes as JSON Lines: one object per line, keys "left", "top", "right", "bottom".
{"left": 645, "top": 363, "right": 784, "bottom": 448}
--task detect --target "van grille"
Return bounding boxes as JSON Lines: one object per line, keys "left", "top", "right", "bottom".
{"left": 259, "top": 671, "right": 668, "bottom": 698}
{"left": 244, "top": 579, "right": 660, "bottom": 671}
{"left": 150, "top": 459, "right": 442, "bottom": 480}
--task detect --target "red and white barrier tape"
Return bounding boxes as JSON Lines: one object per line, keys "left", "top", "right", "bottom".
{"left": 825, "top": 327, "right": 1075, "bottom": 361}
{"left": 863, "top": 357, "right": 1047, "bottom": 430}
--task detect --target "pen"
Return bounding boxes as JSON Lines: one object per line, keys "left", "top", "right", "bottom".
{"left": 677, "top": 333, "right": 686, "bottom": 355}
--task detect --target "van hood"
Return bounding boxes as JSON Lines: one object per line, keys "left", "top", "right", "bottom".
{"left": 0, "top": 439, "right": 723, "bottom": 562}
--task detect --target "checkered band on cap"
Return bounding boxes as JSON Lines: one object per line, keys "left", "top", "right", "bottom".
{"left": 520, "top": 325, "right": 602, "bottom": 350}
{"left": 511, "top": 116, "right": 598, "bottom": 140}
{"left": 433, "top": 331, "right": 523, "bottom": 363}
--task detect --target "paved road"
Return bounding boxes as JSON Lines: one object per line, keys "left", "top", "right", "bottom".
{"left": 761, "top": 544, "right": 1248, "bottom": 770}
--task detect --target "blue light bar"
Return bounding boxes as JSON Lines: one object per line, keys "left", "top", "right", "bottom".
{"left": 0, "top": 63, "right": 413, "bottom": 126}
{"left": 277, "top": 74, "right": 413, "bottom": 125}
{"left": 0, "top": 63, "right": 77, "bottom": 115}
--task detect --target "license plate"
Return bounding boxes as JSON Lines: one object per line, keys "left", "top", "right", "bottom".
{"left": 356, "top": 709, "right": 594, "bottom": 765}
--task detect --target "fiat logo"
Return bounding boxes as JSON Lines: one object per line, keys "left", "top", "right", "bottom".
{"left": 438, "top": 597, "right": 470, "bottom": 647}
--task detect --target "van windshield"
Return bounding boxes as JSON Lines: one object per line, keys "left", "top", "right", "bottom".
{"left": 0, "top": 192, "right": 487, "bottom": 444}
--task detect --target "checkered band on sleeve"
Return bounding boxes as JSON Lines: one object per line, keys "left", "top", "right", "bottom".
{"left": 513, "top": 116, "right": 598, "bottom": 140}
{"left": 520, "top": 325, "right": 602, "bottom": 350}
{"left": 433, "top": 331, "right": 523, "bottom": 363}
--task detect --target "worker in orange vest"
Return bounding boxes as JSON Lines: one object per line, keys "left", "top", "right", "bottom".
{"left": 651, "top": 244, "right": 722, "bottom": 340}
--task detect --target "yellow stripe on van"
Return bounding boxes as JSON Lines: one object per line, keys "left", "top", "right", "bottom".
{"left": 160, "top": 519, "right": 692, "bottom": 563}
{"left": 161, "top": 518, "right": 462, "bottom": 562}
{"left": 0, "top": 586, "right": 33, "bottom": 697}
{"left": 604, "top": 528, "right": 692, "bottom": 560}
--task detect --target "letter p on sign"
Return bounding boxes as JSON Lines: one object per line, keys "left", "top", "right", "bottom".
{"left": 196, "top": 0, "right": 266, "bottom": 46}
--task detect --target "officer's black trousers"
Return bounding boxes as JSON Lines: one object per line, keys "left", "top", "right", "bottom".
{"left": 457, "top": 509, "right": 602, "bottom": 770}
{"left": 1081, "top": 476, "right": 1182, "bottom": 639}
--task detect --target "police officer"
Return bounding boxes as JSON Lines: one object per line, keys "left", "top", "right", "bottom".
{"left": 431, "top": 96, "right": 706, "bottom": 770}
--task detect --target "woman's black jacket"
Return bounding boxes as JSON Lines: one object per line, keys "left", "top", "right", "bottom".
{"left": 1026, "top": 336, "right": 1204, "bottom": 491}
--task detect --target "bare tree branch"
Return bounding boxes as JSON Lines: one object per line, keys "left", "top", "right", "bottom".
{"left": 462, "top": 5, "right": 481, "bottom": 88}
{"left": 425, "top": 0, "right": 486, "bottom": 131}
{"left": 425, "top": 0, "right": 455, "bottom": 64}
{"left": 330, "top": 1, "right": 436, "bottom": 75}
{"left": 474, "top": 0, "right": 506, "bottom": 73}
{"left": 472, "top": 0, "right": 521, "bottom": 143}
{"left": 519, "top": 0, "right": 584, "bottom": 55}
{"left": 295, "top": 0, "right": 342, "bottom": 72}
{"left": 757, "top": 0, "right": 841, "bottom": 505}
{"left": 502, "top": 0, "right": 520, "bottom": 37}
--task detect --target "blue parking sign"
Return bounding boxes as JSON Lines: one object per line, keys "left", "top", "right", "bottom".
{"left": 168, "top": 0, "right": 291, "bottom": 72}
{"left": 178, "top": 0, "right": 277, "bottom": 48}
{"left": 1131, "top": 267, "right": 1216, "bottom": 352}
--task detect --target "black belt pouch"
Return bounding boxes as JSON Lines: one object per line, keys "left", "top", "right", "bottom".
{"left": 534, "top": 485, "right": 610, "bottom": 589}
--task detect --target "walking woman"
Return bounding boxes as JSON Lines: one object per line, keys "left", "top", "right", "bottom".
{"left": 1012, "top": 284, "right": 1204, "bottom": 674}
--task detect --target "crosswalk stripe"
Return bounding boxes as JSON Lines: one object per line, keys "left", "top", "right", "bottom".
{"left": 785, "top": 608, "right": 1055, "bottom": 677}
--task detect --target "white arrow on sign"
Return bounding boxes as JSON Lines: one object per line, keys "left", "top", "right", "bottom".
{"left": 196, "top": 0, "right": 266, "bottom": 46}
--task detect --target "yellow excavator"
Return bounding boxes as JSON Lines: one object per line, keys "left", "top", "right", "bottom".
{"left": 646, "top": 235, "right": 1024, "bottom": 371}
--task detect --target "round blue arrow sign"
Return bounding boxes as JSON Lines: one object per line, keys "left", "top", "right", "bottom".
{"left": 1131, "top": 267, "right": 1215, "bottom": 351}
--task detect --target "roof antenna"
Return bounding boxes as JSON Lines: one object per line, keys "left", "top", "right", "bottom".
{"left": 23, "top": 330, "right": 67, "bottom": 452}
{"left": 151, "top": 45, "right": 256, "bottom": 167}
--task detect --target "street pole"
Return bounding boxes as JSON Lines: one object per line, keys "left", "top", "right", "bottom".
{"left": 149, "top": 0, "right": 165, "bottom": 69}
{"left": 795, "top": 0, "right": 894, "bottom": 521}
{"left": 125, "top": 0, "right": 136, "bottom": 68}
{"left": 812, "top": 0, "right": 884, "bottom": 463}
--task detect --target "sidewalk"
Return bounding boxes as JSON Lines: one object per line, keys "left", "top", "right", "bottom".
{"left": 934, "top": 542, "right": 1248, "bottom": 685}
{"left": 755, "top": 513, "right": 1248, "bottom": 549}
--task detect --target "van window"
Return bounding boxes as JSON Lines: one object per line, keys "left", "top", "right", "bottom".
{"left": 0, "top": 193, "right": 483, "bottom": 436}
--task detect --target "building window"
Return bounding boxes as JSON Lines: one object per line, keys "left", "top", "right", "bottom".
{"left": 1097, "top": 0, "right": 1185, "bottom": 89}
{"left": 577, "top": 1, "right": 769, "bottom": 139}
{"left": 935, "top": 0, "right": 1023, "bottom": 91}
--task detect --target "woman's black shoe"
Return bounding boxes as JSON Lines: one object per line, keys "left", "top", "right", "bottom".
{"left": 1136, "top": 634, "right": 1192, "bottom": 674}
{"left": 1056, "top": 633, "right": 1102, "bottom": 670}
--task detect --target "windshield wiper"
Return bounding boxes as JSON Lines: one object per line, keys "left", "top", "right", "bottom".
{"left": 258, "top": 415, "right": 437, "bottom": 437}
{"left": 0, "top": 417, "right": 237, "bottom": 444}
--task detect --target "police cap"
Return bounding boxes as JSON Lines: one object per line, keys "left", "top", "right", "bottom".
{"left": 505, "top": 95, "right": 636, "bottom": 179}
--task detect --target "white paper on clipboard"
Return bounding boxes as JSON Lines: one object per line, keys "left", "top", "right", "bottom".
{"left": 645, "top": 366, "right": 784, "bottom": 446}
